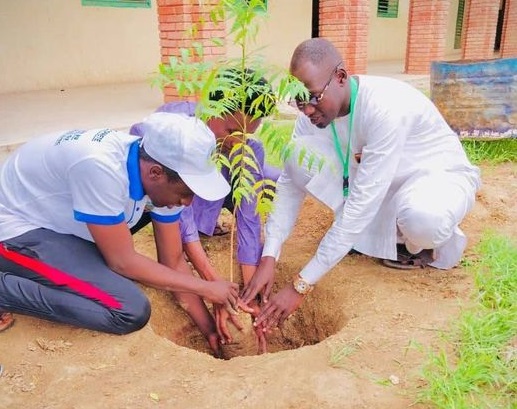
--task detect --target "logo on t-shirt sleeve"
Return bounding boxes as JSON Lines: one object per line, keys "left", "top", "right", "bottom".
{"left": 54, "top": 130, "right": 86, "bottom": 145}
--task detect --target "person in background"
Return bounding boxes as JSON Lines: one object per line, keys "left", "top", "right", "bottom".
{"left": 0, "top": 113, "right": 239, "bottom": 357}
{"left": 130, "top": 69, "right": 279, "bottom": 350}
{"left": 241, "top": 38, "right": 481, "bottom": 331}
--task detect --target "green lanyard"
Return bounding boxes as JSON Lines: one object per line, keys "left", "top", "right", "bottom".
{"left": 330, "top": 76, "right": 358, "bottom": 197}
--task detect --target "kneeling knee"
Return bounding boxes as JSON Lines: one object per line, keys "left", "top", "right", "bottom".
{"left": 398, "top": 208, "right": 455, "bottom": 249}
{"left": 113, "top": 296, "right": 151, "bottom": 335}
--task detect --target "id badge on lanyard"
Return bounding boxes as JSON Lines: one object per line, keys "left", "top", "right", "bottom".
{"left": 330, "top": 76, "right": 358, "bottom": 197}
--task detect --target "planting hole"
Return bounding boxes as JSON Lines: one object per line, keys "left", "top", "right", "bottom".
{"left": 135, "top": 202, "right": 348, "bottom": 358}
{"left": 145, "top": 260, "right": 348, "bottom": 358}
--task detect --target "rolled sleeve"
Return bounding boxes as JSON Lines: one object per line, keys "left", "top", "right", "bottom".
{"left": 179, "top": 205, "right": 200, "bottom": 243}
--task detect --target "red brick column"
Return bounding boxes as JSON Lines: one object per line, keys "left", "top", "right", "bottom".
{"left": 500, "top": 0, "right": 517, "bottom": 58}
{"left": 462, "top": 0, "right": 500, "bottom": 60}
{"left": 404, "top": 0, "right": 449, "bottom": 74}
{"left": 318, "top": 0, "right": 369, "bottom": 74}
{"left": 157, "top": 0, "right": 226, "bottom": 102}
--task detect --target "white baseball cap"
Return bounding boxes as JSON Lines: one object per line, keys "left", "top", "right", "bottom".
{"left": 140, "top": 112, "right": 230, "bottom": 201}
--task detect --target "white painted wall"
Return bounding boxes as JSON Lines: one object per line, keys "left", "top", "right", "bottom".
{"left": 0, "top": 0, "right": 160, "bottom": 93}
{"left": 368, "top": 0, "right": 410, "bottom": 61}
{"left": 367, "top": 0, "right": 464, "bottom": 62}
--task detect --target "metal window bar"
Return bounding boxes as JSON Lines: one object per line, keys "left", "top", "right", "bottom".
{"left": 82, "top": 0, "right": 151, "bottom": 8}
{"left": 454, "top": 0, "right": 466, "bottom": 49}
{"left": 377, "top": 0, "right": 399, "bottom": 18}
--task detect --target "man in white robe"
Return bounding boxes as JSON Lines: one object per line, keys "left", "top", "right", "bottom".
{"left": 241, "top": 38, "right": 481, "bottom": 330}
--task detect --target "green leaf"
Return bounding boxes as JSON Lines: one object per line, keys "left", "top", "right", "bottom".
{"left": 180, "top": 48, "right": 190, "bottom": 63}
{"left": 308, "top": 153, "right": 315, "bottom": 170}
{"left": 212, "top": 37, "right": 225, "bottom": 47}
{"left": 242, "top": 155, "right": 260, "bottom": 172}
{"left": 298, "top": 147, "right": 307, "bottom": 166}
{"left": 238, "top": 167, "right": 254, "bottom": 184}
{"left": 230, "top": 152, "right": 244, "bottom": 170}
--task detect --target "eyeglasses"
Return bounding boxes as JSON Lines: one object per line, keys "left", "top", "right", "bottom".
{"left": 291, "top": 62, "right": 342, "bottom": 111}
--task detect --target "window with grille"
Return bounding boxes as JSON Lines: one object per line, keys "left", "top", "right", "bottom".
{"left": 454, "top": 0, "right": 466, "bottom": 49}
{"left": 82, "top": 0, "right": 151, "bottom": 8}
{"left": 377, "top": 0, "right": 398, "bottom": 18}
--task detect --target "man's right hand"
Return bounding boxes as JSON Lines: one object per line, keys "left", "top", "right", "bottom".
{"left": 202, "top": 280, "right": 240, "bottom": 314}
{"left": 240, "top": 256, "right": 276, "bottom": 305}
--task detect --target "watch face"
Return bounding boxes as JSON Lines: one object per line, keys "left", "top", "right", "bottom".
{"left": 294, "top": 278, "right": 311, "bottom": 294}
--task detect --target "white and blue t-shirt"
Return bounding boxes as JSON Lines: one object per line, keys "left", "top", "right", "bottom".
{"left": 0, "top": 128, "right": 183, "bottom": 242}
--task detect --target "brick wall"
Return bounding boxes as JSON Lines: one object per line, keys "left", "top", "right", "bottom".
{"left": 501, "top": 0, "right": 517, "bottom": 58}
{"left": 157, "top": 0, "right": 226, "bottom": 102}
{"left": 462, "top": 0, "right": 500, "bottom": 60}
{"left": 404, "top": 0, "right": 449, "bottom": 74}
{"left": 318, "top": 0, "right": 369, "bottom": 74}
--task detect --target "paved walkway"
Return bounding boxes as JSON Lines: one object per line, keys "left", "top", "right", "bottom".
{"left": 0, "top": 81, "right": 164, "bottom": 160}
{"left": 0, "top": 60, "right": 429, "bottom": 161}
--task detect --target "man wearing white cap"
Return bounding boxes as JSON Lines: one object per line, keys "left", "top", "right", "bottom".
{"left": 0, "top": 112, "right": 238, "bottom": 356}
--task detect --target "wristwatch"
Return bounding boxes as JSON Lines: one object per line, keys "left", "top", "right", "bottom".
{"left": 292, "top": 274, "right": 314, "bottom": 295}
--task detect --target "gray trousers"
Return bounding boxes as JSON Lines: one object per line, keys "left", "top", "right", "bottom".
{"left": 0, "top": 228, "right": 150, "bottom": 334}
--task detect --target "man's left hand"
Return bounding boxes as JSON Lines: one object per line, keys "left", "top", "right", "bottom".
{"left": 253, "top": 285, "right": 305, "bottom": 331}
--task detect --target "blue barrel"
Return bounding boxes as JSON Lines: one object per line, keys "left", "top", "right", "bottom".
{"left": 430, "top": 58, "right": 517, "bottom": 138}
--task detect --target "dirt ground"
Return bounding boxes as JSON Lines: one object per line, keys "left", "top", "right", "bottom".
{"left": 0, "top": 162, "right": 515, "bottom": 409}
